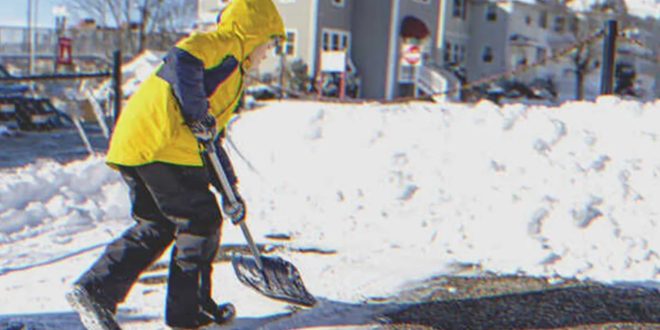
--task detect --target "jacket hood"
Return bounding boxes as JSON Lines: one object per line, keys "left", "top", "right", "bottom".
{"left": 217, "top": 0, "right": 285, "bottom": 61}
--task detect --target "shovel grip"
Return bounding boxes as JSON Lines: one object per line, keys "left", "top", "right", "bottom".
{"left": 205, "top": 142, "right": 239, "bottom": 205}
{"left": 205, "top": 141, "right": 264, "bottom": 270}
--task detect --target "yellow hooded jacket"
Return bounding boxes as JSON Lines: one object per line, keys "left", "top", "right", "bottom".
{"left": 106, "top": 0, "right": 285, "bottom": 167}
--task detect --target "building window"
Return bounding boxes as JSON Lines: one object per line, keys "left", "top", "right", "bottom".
{"left": 569, "top": 17, "right": 579, "bottom": 33}
{"left": 444, "top": 42, "right": 465, "bottom": 65}
{"left": 398, "top": 65, "right": 415, "bottom": 83}
{"left": 539, "top": 11, "right": 547, "bottom": 29}
{"left": 453, "top": 0, "right": 466, "bottom": 19}
{"left": 332, "top": 34, "right": 340, "bottom": 50}
{"left": 444, "top": 42, "right": 452, "bottom": 63}
{"left": 453, "top": 44, "right": 460, "bottom": 63}
{"left": 322, "top": 29, "right": 351, "bottom": 52}
{"left": 536, "top": 47, "right": 547, "bottom": 62}
{"left": 553, "top": 16, "right": 565, "bottom": 33}
{"left": 276, "top": 30, "right": 297, "bottom": 56}
{"left": 482, "top": 46, "right": 493, "bottom": 63}
{"left": 331, "top": 0, "right": 345, "bottom": 8}
{"left": 525, "top": 16, "right": 532, "bottom": 25}
{"left": 486, "top": 4, "right": 497, "bottom": 21}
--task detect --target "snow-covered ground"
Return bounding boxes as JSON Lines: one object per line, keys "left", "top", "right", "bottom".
{"left": 566, "top": 0, "right": 660, "bottom": 19}
{"left": 0, "top": 97, "right": 658, "bottom": 329}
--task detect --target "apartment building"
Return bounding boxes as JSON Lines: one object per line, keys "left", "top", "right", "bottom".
{"left": 266, "top": 0, "right": 581, "bottom": 100}
{"left": 466, "top": 0, "right": 577, "bottom": 82}
{"left": 196, "top": 0, "right": 658, "bottom": 101}
{"left": 196, "top": 0, "right": 454, "bottom": 100}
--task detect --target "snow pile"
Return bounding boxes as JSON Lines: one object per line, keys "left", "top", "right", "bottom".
{"left": 92, "top": 50, "right": 165, "bottom": 99}
{"left": 0, "top": 97, "right": 658, "bottom": 327}
{"left": 623, "top": 0, "right": 660, "bottom": 18}
{"left": 227, "top": 97, "right": 659, "bottom": 289}
{"left": 0, "top": 124, "right": 11, "bottom": 137}
{"left": 0, "top": 157, "right": 127, "bottom": 272}
{"left": 120, "top": 50, "right": 165, "bottom": 97}
{"left": 567, "top": 0, "right": 660, "bottom": 19}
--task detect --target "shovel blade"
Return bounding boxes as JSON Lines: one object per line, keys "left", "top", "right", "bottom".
{"left": 232, "top": 254, "right": 316, "bottom": 307}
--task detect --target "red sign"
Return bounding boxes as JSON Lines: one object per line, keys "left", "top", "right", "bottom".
{"left": 402, "top": 44, "right": 422, "bottom": 66}
{"left": 57, "top": 37, "right": 73, "bottom": 65}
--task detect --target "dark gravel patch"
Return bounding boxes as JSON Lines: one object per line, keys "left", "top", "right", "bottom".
{"left": 0, "top": 126, "right": 108, "bottom": 169}
{"left": 381, "top": 275, "right": 659, "bottom": 330}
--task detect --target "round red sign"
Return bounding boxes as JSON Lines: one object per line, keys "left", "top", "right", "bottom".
{"left": 402, "top": 44, "right": 421, "bottom": 65}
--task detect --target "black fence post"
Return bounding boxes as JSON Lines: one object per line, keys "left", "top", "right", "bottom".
{"left": 112, "top": 50, "right": 123, "bottom": 125}
{"left": 600, "top": 20, "right": 617, "bottom": 95}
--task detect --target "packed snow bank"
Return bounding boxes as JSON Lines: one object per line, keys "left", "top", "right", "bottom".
{"left": 0, "top": 124, "right": 15, "bottom": 137}
{"left": 0, "top": 97, "right": 658, "bottom": 325}
{"left": 227, "top": 96, "right": 659, "bottom": 289}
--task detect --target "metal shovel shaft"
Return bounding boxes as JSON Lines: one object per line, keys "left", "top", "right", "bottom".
{"left": 205, "top": 142, "right": 264, "bottom": 270}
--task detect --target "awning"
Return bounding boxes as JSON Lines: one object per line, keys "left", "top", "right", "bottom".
{"left": 400, "top": 16, "right": 430, "bottom": 40}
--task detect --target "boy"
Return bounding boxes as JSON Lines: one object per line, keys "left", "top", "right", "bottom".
{"left": 66, "top": 0, "right": 285, "bottom": 329}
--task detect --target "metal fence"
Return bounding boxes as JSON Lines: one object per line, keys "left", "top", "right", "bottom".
{"left": 0, "top": 26, "right": 56, "bottom": 55}
{"left": 0, "top": 26, "right": 185, "bottom": 62}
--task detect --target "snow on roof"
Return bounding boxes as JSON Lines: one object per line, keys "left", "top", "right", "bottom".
{"left": 91, "top": 50, "right": 165, "bottom": 99}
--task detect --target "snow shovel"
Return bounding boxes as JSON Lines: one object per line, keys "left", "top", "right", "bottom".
{"left": 205, "top": 141, "right": 316, "bottom": 307}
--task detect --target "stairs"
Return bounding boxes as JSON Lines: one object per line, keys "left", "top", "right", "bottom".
{"left": 415, "top": 65, "right": 461, "bottom": 101}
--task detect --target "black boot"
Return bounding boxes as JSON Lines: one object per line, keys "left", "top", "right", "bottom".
{"left": 200, "top": 299, "right": 235, "bottom": 325}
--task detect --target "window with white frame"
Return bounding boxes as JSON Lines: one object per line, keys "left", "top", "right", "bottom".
{"left": 569, "top": 16, "right": 579, "bottom": 33}
{"left": 276, "top": 30, "right": 297, "bottom": 56}
{"left": 444, "top": 42, "right": 452, "bottom": 63}
{"left": 398, "top": 65, "right": 415, "bottom": 83}
{"left": 536, "top": 47, "right": 547, "bottom": 62}
{"left": 452, "top": 44, "right": 460, "bottom": 64}
{"left": 514, "top": 54, "right": 528, "bottom": 67}
{"left": 485, "top": 4, "right": 497, "bottom": 21}
{"left": 539, "top": 10, "right": 548, "bottom": 29}
{"left": 553, "top": 16, "right": 565, "bottom": 33}
{"left": 322, "top": 29, "right": 351, "bottom": 52}
{"left": 482, "top": 46, "right": 493, "bottom": 63}
{"left": 453, "top": 0, "right": 466, "bottom": 19}
{"left": 444, "top": 42, "right": 466, "bottom": 66}
{"left": 331, "top": 0, "right": 345, "bottom": 8}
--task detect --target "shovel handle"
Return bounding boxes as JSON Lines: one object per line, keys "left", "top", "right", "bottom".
{"left": 238, "top": 222, "right": 264, "bottom": 270}
{"left": 205, "top": 141, "right": 264, "bottom": 270}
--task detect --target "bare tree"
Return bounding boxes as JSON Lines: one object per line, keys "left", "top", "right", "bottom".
{"left": 148, "top": 0, "right": 197, "bottom": 48}
{"left": 65, "top": 0, "right": 129, "bottom": 52}
{"left": 152, "top": 0, "right": 197, "bottom": 34}
{"left": 566, "top": 0, "right": 631, "bottom": 99}
{"left": 569, "top": 14, "right": 601, "bottom": 100}
{"left": 65, "top": 0, "right": 193, "bottom": 55}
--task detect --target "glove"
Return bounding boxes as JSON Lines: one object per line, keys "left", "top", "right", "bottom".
{"left": 188, "top": 113, "right": 217, "bottom": 143}
{"left": 222, "top": 189, "right": 246, "bottom": 225}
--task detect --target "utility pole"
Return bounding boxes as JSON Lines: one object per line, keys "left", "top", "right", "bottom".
{"left": 27, "top": 0, "right": 33, "bottom": 75}
{"left": 112, "top": 50, "right": 123, "bottom": 125}
{"left": 279, "top": 46, "right": 286, "bottom": 100}
{"left": 600, "top": 20, "right": 617, "bottom": 95}
{"left": 27, "top": 0, "right": 40, "bottom": 76}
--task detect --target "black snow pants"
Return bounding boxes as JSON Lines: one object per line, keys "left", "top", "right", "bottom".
{"left": 75, "top": 160, "right": 226, "bottom": 328}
